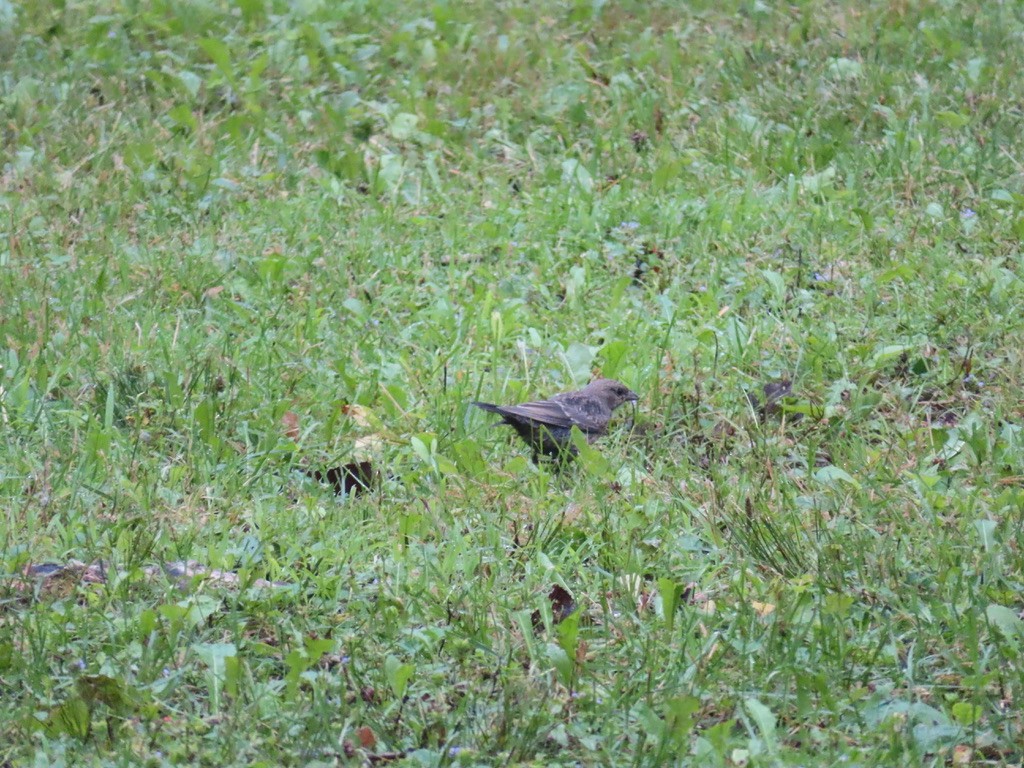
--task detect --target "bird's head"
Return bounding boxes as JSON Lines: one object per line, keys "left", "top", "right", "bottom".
{"left": 586, "top": 379, "right": 639, "bottom": 411}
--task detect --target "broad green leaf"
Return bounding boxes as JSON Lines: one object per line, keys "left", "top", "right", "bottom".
{"left": 167, "top": 104, "right": 197, "bottom": 132}
{"left": 871, "top": 343, "right": 915, "bottom": 367}
{"left": 183, "top": 595, "right": 224, "bottom": 629}
{"left": 951, "top": 701, "right": 982, "bottom": 726}
{"left": 561, "top": 158, "right": 593, "bottom": 193}
{"left": 563, "top": 341, "right": 595, "bottom": 383}
{"left": 664, "top": 695, "right": 700, "bottom": 740}
{"left": 935, "top": 111, "right": 969, "bottom": 129}
{"left": 199, "top": 37, "right": 234, "bottom": 81}
{"left": 974, "top": 519, "right": 998, "bottom": 551}
{"left": 657, "top": 577, "right": 678, "bottom": 630}
{"left": 177, "top": 70, "right": 202, "bottom": 97}
{"left": 761, "top": 269, "right": 786, "bottom": 304}
{"left": 390, "top": 112, "right": 419, "bottom": 140}
{"left": 195, "top": 642, "right": 237, "bottom": 711}
{"left": 411, "top": 435, "right": 434, "bottom": 466}
{"left": 76, "top": 675, "right": 131, "bottom": 711}
{"left": 556, "top": 610, "right": 579, "bottom": 658}
{"left": 986, "top": 604, "right": 1023, "bottom": 649}
{"left": 801, "top": 166, "right": 835, "bottom": 194}
{"left": 813, "top": 465, "right": 861, "bottom": 489}
{"left": 44, "top": 698, "right": 90, "bottom": 741}
{"left": 599, "top": 340, "right": 629, "bottom": 378}
{"left": 384, "top": 655, "right": 415, "bottom": 699}
{"left": 828, "top": 57, "right": 862, "bottom": 78}
{"left": 570, "top": 427, "right": 609, "bottom": 475}
{"left": 745, "top": 697, "right": 776, "bottom": 744}
{"left": 546, "top": 642, "right": 574, "bottom": 687}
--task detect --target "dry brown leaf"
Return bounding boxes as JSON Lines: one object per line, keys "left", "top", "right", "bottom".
{"left": 354, "top": 433, "right": 385, "bottom": 457}
{"left": 281, "top": 411, "right": 300, "bottom": 440}
{"left": 575, "top": 640, "right": 589, "bottom": 663}
{"left": 560, "top": 502, "right": 584, "bottom": 526}
{"left": 341, "top": 403, "right": 373, "bottom": 428}
{"left": 357, "top": 726, "right": 376, "bottom": 749}
{"left": 637, "top": 590, "right": 653, "bottom": 613}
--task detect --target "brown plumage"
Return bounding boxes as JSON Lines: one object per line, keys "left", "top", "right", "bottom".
{"left": 472, "top": 378, "right": 638, "bottom": 462}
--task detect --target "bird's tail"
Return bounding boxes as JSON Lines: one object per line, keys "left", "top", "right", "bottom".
{"left": 471, "top": 401, "right": 502, "bottom": 414}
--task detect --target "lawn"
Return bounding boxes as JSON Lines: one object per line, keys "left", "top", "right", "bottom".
{"left": 2, "top": 0, "right": 1024, "bottom": 765}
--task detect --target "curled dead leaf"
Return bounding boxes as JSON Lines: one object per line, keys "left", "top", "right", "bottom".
{"left": 637, "top": 590, "right": 653, "bottom": 613}
{"left": 548, "top": 584, "right": 576, "bottom": 623}
{"left": 530, "top": 584, "right": 577, "bottom": 630}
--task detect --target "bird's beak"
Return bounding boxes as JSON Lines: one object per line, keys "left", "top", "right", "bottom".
{"left": 627, "top": 390, "right": 639, "bottom": 430}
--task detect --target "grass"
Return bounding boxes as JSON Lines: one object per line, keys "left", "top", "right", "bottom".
{"left": 2, "top": 0, "right": 1024, "bottom": 764}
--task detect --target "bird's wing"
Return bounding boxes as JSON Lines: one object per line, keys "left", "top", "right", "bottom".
{"left": 502, "top": 394, "right": 610, "bottom": 434}
{"left": 471, "top": 401, "right": 503, "bottom": 414}
{"left": 474, "top": 400, "right": 572, "bottom": 427}
{"left": 494, "top": 399, "right": 581, "bottom": 430}
{"left": 552, "top": 391, "right": 613, "bottom": 433}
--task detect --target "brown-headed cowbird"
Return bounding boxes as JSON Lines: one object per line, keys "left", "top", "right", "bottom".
{"left": 472, "top": 378, "right": 638, "bottom": 462}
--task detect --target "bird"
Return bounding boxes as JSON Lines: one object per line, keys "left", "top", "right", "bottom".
{"left": 472, "top": 379, "right": 638, "bottom": 462}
